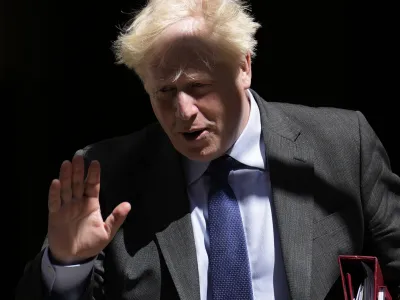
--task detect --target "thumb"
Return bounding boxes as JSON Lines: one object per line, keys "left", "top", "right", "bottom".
{"left": 104, "top": 202, "right": 131, "bottom": 239}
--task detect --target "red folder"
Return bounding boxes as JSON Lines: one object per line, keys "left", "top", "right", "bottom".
{"left": 338, "top": 255, "right": 392, "bottom": 300}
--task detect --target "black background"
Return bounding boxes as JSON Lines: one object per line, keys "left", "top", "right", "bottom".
{"left": 6, "top": 0, "right": 398, "bottom": 296}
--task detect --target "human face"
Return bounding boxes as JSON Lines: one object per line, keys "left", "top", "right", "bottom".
{"left": 143, "top": 27, "right": 252, "bottom": 161}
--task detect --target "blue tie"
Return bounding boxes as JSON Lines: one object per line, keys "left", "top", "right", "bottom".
{"left": 207, "top": 155, "right": 254, "bottom": 300}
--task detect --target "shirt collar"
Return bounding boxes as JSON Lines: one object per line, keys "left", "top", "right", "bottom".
{"left": 183, "top": 89, "right": 266, "bottom": 186}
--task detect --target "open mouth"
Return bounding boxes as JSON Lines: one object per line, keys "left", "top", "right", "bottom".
{"left": 183, "top": 129, "right": 205, "bottom": 141}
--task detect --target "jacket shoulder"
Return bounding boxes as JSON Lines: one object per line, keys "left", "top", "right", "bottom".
{"left": 266, "top": 101, "right": 369, "bottom": 145}
{"left": 76, "top": 122, "right": 165, "bottom": 170}
{"left": 269, "top": 101, "right": 361, "bottom": 130}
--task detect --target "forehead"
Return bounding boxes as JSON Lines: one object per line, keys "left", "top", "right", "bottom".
{"left": 148, "top": 40, "right": 216, "bottom": 82}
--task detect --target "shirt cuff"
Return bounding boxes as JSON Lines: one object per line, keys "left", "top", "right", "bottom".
{"left": 41, "top": 246, "right": 94, "bottom": 292}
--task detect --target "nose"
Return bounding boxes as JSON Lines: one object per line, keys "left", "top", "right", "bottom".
{"left": 175, "top": 91, "right": 198, "bottom": 120}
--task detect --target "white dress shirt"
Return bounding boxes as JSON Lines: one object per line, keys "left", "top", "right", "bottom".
{"left": 41, "top": 89, "right": 290, "bottom": 299}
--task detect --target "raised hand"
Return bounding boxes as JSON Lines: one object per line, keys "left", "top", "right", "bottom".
{"left": 47, "top": 154, "right": 131, "bottom": 264}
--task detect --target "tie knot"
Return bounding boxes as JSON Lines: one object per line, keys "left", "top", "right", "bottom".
{"left": 207, "top": 155, "right": 241, "bottom": 181}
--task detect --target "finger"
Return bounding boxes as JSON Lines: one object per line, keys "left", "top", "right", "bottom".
{"left": 71, "top": 155, "right": 85, "bottom": 200}
{"left": 104, "top": 202, "right": 131, "bottom": 239}
{"left": 48, "top": 179, "right": 61, "bottom": 213}
{"left": 59, "top": 160, "right": 72, "bottom": 204}
{"left": 84, "top": 160, "right": 101, "bottom": 198}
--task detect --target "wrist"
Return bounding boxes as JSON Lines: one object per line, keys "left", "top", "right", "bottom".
{"left": 48, "top": 248, "right": 95, "bottom": 265}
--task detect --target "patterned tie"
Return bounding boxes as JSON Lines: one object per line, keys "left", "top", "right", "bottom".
{"left": 207, "top": 155, "right": 254, "bottom": 300}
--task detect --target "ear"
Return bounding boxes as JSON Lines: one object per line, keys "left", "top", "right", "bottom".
{"left": 240, "top": 52, "right": 252, "bottom": 89}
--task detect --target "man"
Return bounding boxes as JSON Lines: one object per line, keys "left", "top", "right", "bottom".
{"left": 15, "top": 0, "right": 400, "bottom": 299}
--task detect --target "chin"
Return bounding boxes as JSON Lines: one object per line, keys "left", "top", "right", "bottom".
{"left": 170, "top": 133, "right": 225, "bottom": 162}
{"left": 180, "top": 145, "right": 223, "bottom": 162}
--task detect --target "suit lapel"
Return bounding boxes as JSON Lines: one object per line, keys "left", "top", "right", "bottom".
{"left": 142, "top": 130, "right": 200, "bottom": 300}
{"left": 253, "top": 90, "right": 314, "bottom": 300}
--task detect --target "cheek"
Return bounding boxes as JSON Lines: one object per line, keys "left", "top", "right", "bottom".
{"left": 198, "top": 98, "right": 223, "bottom": 127}
{"left": 211, "top": 98, "right": 243, "bottom": 145}
{"left": 209, "top": 96, "right": 239, "bottom": 129}
{"left": 150, "top": 100, "right": 175, "bottom": 127}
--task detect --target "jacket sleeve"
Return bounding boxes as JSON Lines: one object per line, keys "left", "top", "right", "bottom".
{"left": 15, "top": 236, "right": 106, "bottom": 300}
{"left": 357, "top": 111, "right": 400, "bottom": 298}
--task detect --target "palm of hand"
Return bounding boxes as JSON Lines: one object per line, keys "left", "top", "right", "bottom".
{"left": 47, "top": 155, "right": 131, "bottom": 264}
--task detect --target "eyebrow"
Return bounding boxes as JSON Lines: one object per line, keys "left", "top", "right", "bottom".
{"left": 154, "top": 70, "right": 212, "bottom": 86}
{"left": 183, "top": 73, "right": 212, "bottom": 82}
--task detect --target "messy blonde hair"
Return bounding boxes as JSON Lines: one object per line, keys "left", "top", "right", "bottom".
{"left": 113, "top": 0, "right": 261, "bottom": 78}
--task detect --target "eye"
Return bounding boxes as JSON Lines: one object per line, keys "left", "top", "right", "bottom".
{"left": 159, "top": 86, "right": 176, "bottom": 93}
{"left": 191, "top": 82, "right": 208, "bottom": 88}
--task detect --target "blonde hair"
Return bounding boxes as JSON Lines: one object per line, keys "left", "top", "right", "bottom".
{"left": 113, "top": 0, "right": 261, "bottom": 78}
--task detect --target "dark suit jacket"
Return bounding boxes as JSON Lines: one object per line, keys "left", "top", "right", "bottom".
{"left": 16, "top": 90, "right": 400, "bottom": 300}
